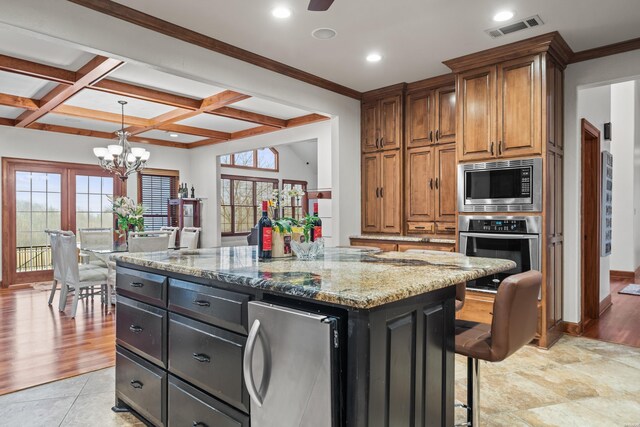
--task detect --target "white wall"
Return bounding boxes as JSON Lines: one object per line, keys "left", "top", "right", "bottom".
{"left": 0, "top": 126, "right": 192, "bottom": 273}
{"left": 564, "top": 49, "right": 640, "bottom": 323}
{"left": 576, "top": 85, "right": 612, "bottom": 303}
{"left": 0, "top": 0, "right": 361, "bottom": 247}
{"left": 610, "top": 81, "right": 637, "bottom": 273}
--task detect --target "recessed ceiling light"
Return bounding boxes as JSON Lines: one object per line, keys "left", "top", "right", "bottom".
{"left": 366, "top": 53, "right": 382, "bottom": 63}
{"left": 169, "top": 133, "right": 179, "bottom": 138}
{"left": 312, "top": 28, "right": 337, "bottom": 40}
{"left": 272, "top": 6, "right": 291, "bottom": 18}
{"left": 493, "top": 10, "right": 514, "bottom": 22}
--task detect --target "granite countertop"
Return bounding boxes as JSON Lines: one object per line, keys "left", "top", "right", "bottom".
{"left": 350, "top": 234, "right": 457, "bottom": 244}
{"left": 116, "top": 247, "right": 514, "bottom": 309}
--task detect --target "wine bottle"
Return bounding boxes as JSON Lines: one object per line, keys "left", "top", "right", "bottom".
{"left": 258, "top": 200, "right": 273, "bottom": 259}
{"left": 310, "top": 202, "right": 322, "bottom": 242}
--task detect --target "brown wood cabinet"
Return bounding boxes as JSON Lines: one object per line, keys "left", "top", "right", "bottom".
{"left": 361, "top": 151, "right": 401, "bottom": 234}
{"left": 456, "top": 56, "right": 543, "bottom": 162}
{"left": 434, "top": 86, "right": 456, "bottom": 144}
{"left": 361, "top": 94, "right": 402, "bottom": 153}
{"left": 350, "top": 238, "right": 455, "bottom": 253}
{"left": 406, "top": 85, "right": 456, "bottom": 148}
{"left": 405, "top": 143, "right": 456, "bottom": 235}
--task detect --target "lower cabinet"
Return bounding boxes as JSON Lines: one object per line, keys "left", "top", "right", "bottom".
{"left": 361, "top": 150, "right": 402, "bottom": 234}
{"left": 350, "top": 238, "right": 456, "bottom": 253}
{"left": 115, "top": 269, "right": 252, "bottom": 427}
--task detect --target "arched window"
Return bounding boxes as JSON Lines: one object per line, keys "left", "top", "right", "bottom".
{"left": 220, "top": 148, "right": 279, "bottom": 171}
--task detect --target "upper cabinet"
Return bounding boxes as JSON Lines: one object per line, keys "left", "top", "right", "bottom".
{"left": 406, "top": 85, "right": 456, "bottom": 148}
{"left": 361, "top": 86, "right": 404, "bottom": 153}
{"left": 455, "top": 55, "right": 543, "bottom": 162}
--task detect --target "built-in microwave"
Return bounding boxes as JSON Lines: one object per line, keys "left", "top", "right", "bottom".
{"left": 457, "top": 158, "right": 542, "bottom": 212}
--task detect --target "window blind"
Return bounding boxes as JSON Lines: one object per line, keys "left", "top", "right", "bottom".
{"left": 140, "top": 174, "right": 177, "bottom": 230}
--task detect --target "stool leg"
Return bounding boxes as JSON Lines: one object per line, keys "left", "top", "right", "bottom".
{"left": 467, "top": 357, "right": 480, "bottom": 426}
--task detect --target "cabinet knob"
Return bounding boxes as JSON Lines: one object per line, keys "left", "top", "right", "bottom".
{"left": 130, "top": 282, "right": 144, "bottom": 288}
{"left": 490, "top": 142, "right": 494, "bottom": 155}
{"left": 380, "top": 137, "right": 384, "bottom": 147}
{"left": 436, "top": 129, "right": 440, "bottom": 141}
{"left": 129, "top": 325, "right": 143, "bottom": 333}
{"left": 376, "top": 188, "right": 379, "bottom": 198}
{"left": 435, "top": 178, "right": 439, "bottom": 189}
{"left": 193, "top": 300, "right": 210, "bottom": 307}
{"left": 498, "top": 140, "right": 503, "bottom": 155}
{"left": 130, "top": 380, "right": 143, "bottom": 389}
{"left": 429, "top": 178, "right": 433, "bottom": 189}
{"left": 375, "top": 137, "right": 379, "bottom": 149}
{"left": 380, "top": 187, "right": 384, "bottom": 197}
{"left": 429, "top": 130, "right": 433, "bottom": 142}
{"left": 192, "top": 353, "right": 211, "bottom": 363}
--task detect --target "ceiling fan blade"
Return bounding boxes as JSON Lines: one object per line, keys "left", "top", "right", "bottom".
{"left": 308, "top": 0, "right": 334, "bottom": 11}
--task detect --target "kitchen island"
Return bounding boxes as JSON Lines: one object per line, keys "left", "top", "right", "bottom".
{"left": 113, "top": 247, "right": 515, "bottom": 427}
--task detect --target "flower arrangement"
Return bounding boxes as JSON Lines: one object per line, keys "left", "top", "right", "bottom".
{"left": 109, "top": 196, "right": 145, "bottom": 237}
{"left": 269, "top": 187, "right": 306, "bottom": 218}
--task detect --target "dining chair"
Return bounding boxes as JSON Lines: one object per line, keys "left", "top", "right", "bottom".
{"left": 45, "top": 229, "right": 69, "bottom": 310}
{"left": 160, "top": 226, "right": 180, "bottom": 249}
{"left": 181, "top": 227, "right": 201, "bottom": 249}
{"left": 128, "top": 231, "right": 171, "bottom": 253}
{"left": 79, "top": 228, "right": 113, "bottom": 267}
{"left": 57, "top": 232, "right": 110, "bottom": 318}
{"left": 406, "top": 249, "right": 467, "bottom": 312}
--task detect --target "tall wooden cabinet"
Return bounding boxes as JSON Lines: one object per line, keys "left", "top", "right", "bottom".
{"left": 404, "top": 78, "right": 457, "bottom": 238}
{"left": 445, "top": 32, "right": 571, "bottom": 348}
{"left": 361, "top": 84, "right": 404, "bottom": 234}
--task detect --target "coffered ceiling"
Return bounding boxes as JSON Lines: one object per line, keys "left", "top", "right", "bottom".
{"left": 110, "top": 0, "right": 640, "bottom": 92}
{"left": 0, "top": 25, "right": 329, "bottom": 149}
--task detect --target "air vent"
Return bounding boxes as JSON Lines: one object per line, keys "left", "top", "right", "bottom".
{"left": 485, "top": 15, "right": 544, "bottom": 38}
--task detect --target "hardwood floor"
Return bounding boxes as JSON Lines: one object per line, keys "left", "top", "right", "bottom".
{"left": 0, "top": 284, "right": 115, "bottom": 395}
{"left": 583, "top": 274, "right": 640, "bottom": 348}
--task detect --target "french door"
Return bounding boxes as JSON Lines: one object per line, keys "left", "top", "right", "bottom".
{"left": 2, "top": 158, "right": 125, "bottom": 287}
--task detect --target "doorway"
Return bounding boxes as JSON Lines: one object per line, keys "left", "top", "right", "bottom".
{"left": 580, "top": 119, "right": 601, "bottom": 329}
{"left": 1, "top": 158, "right": 125, "bottom": 287}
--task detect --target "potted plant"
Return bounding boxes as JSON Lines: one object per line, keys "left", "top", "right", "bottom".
{"left": 109, "top": 196, "right": 145, "bottom": 243}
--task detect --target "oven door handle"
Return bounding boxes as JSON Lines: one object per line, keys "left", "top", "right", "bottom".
{"left": 459, "top": 232, "right": 537, "bottom": 240}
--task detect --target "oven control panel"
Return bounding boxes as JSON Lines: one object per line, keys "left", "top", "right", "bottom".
{"left": 468, "top": 219, "right": 528, "bottom": 233}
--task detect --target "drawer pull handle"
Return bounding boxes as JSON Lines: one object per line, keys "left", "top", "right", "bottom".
{"left": 192, "top": 353, "right": 211, "bottom": 363}
{"left": 193, "top": 300, "right": 210, "bottom": 307}
{"left": 130, "top": 380, "right": 143, "bottom": 389}
{"left": 130, "top": 282, "right": 144, "bottom": 288}
{"left": 414, "top": 226, "right": 426, "bottom": 230}
{"left": 192, "top": 422, "right": 208, "bottom": 427}
{"left": 129, "top": 325, "right": 143, "bottom": 333}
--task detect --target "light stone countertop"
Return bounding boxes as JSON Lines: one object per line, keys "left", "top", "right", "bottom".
{"left": 116, "top": 247, "right": 514, "bottom": 309}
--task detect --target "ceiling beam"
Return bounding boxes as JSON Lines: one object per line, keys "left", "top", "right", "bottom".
{"left": 189, "top": 113, "right": 329, "bottom": 149}
{"left": 206, "top": 106, "right": 286, "bottom": 128}
{"left": 0, "top": 117, "right": 16, "bottom": 127}
{"left": 53, "top": 104, "right": 153, "bottom": 127}
{"left": 91, "top": 79, "right": 202, "bottom": 109}
{"left": 0, "top": 93, "right": 39, "bottom": 110}
{"left": 0, "top": 54, "right": 76, "bottom": 85}
{"left": 126, "top": 90, "right": 250, "bottom": 135}
{"left": 15, "top": 56, "right": 124, "bottom": 128}
{"left": 67, "top": 0, "right": 362, "bottom": 100}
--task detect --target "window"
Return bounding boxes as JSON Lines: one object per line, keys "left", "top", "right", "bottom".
{"left": 282, "top": 180, "right": 308, "bottom": 220}
{"left": 75, "top": 175, "right": 114, "bottom": 234}
{"left": 220, "top": 148, "right": 279, "bottom": 171}
{"left": 220, "top": 175, "right": 278, "bottom": 235}
{"left": 138, "top": 169, "right": 179, "bottom": 230}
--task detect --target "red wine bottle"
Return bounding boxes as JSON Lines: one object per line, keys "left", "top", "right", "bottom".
{"left": 310, "top": 202, "right": 322, "bottom": 242}
{"left": 258, "top": 200, "right": 272, "bottom": 259}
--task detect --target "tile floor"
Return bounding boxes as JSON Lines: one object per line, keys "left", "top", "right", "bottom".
{"left": 1, "top": 335, "right": 639, "bottom": 426}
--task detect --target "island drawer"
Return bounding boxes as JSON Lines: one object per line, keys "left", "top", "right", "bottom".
{"left": 168, "top": 313, "right": 249, "bottom": 413}
{"left": 117, "top": 266, "right": 167, "bottom": 307}
{"left": 168, "top": 278, "right": 250, "bottom": 335}
{"left": 168, "top": 375, "right": 249, "bottom": 427}
{"left": 117, "top": 295, "right": 167, "bottom": 368}
{"left": 116, "top": 346, "right": 166, "bottom": 427}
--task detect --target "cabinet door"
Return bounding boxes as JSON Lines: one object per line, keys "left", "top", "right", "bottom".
{"left": 405, "top": 147, "right": 434, "bottom": 222}
{"left": 497, "top": 55, "right": 542, "bottom": 158}
{"left": 434, "top": 86, "right": 456, "bottom": 144}
{"left": 457, "top": 66, "right": 497, "bottom": 161}
{"left": 406, "top": 90, "right": 434, "bottom": 148}
{"left": 362, "top": 101, "right": 379, "bottom": 152}
{"left": 435, "top": 144, "right": 457, "bottom": 222}
{"left": 380, "top": 151, "right": 402, "bottom": 233}
{"left": 380, "top": 95, "right": 402, "bottom": 150}
{"left": 362, "top": 153, "right": 380, "bottom": 232}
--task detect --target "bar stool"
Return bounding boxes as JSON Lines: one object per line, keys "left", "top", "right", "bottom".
{"left": 454, "top": 270, "right": 542, "bottom": 426}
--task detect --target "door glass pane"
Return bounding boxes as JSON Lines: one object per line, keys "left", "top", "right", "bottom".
{"left": 76, "top": 175, "right": 115, "bottom": 237}
{"left": 15, "top": 171, "right": 61, "bottom": 273}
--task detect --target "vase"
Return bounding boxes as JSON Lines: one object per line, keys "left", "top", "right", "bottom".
{"left": 291, "top": 239, "right": 324, "bottom": 260}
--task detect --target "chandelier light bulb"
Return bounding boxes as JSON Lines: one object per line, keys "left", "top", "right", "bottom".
{"left": 141, "top": 151, "right": 151, "bottom": 161}
{"left": 131, "top": 147, "right": 146, "bottom": 158}
{"left": 108, "top": 144, "right": 123, "bottom": 156}
{"left": 93, "top": 147, "right": 109, "bottom": 159}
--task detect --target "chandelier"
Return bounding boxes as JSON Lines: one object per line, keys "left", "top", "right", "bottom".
{"left": 93, "top": 100, "right": 150, "bottom": 181}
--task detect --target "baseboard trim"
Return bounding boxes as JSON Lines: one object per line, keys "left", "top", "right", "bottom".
{"left": 599, "top": 294, "right": 613, "bottom": 315}
{"left": 561, "top": 321, "right": 583, "bottom": 336}
{"left": 611, "top": 270, "right": 635, "bottom": 279}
